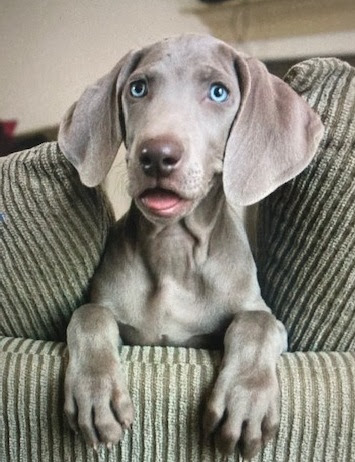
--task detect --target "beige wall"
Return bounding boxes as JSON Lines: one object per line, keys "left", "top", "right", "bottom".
{"left": 0, "top": 0, "right": 209, "bottom": 134}
{"left": 1, "top": 0, "right": 354, "bottom": 135}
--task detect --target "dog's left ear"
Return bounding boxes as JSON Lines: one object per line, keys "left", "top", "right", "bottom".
{"left": 223, "top": 54, "right": 324, "bottom": 207}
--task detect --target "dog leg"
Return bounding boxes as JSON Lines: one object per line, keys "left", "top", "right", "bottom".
{"left": 64, "top": 304, "right": 134, "bottom": 449}
{"left": 204, "top": 310, "right": 287, "bottom": 459}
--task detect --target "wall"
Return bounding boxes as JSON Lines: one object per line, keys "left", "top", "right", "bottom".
{"left": 1, "top": 0, "right": 354, "bottom": 135}
{"left": 0, "top": 0, "right": 209, "bottom": 134}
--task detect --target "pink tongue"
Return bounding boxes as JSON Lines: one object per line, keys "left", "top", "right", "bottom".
{"left": 141, "top": 189, "right": 181, "bottom": 211}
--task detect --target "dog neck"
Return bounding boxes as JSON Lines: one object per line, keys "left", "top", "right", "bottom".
{"left": 126, "top": 177, "right": 229, "bottom": 279}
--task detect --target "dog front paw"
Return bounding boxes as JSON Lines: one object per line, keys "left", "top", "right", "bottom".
{"left": 64, "top": 353, "right": 134, "bottom": 449}
{"left": 203, "top": 366, "right": 280, "bottom": 459}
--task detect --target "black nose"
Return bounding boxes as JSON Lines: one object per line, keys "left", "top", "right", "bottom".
{"left": 139, "top": 137, "right": 183, "bottom": 178}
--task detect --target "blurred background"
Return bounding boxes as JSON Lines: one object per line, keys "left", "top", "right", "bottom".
{"left": 1, "top": 0, "right": 354, "bottom": 213}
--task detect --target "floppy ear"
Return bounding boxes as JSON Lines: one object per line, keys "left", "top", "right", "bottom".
{"left": 223, "top": 54, "right": 324, "bottom": 207}
{"left": 58, "top": 50, "right": 141, "bottom": 187}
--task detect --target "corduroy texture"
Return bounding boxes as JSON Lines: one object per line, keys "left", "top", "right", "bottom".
{"left": 1, "top": 59, "right": 355, "bottom": 462}
{"left": 258, "top": 58, "right": 355, "bottom": 352}
{"left": 1, "top": 336, "right": 354, "bottom": 462}
{"left": 0, "top": 143, "right": 114, "bottom": 341}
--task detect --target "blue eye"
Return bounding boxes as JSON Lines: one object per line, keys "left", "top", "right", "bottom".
{"left": 130, "top": 80, "right": 147, "bottom": 98}
{"left": 209, "top": 83, "right": 229, "bottom": 103}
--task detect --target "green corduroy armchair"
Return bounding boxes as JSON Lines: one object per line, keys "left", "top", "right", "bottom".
{"left": 1, "top": 57, "right": 354, "bottom": 462}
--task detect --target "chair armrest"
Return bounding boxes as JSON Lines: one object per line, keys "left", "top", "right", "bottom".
{"left": 1, "top": 336, "right": 354, "bottom": 461}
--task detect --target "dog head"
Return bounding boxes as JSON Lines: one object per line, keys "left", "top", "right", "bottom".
{"left": 59, "top": 34, "right": 323, "bottom": 223}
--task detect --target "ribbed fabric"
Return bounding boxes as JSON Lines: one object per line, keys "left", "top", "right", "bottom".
{"left": 258, "top": 58, "right": 355, "bottom": 352}
{"left": 0, "top": 143, "right": 114, "bottom": 341}
{"left": 1, "top": 336, "right": 354, "bottom": 462}
{"left": 1, "top": 60, "right": 355, "bottom": 462}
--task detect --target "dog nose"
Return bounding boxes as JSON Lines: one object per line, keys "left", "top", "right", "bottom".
{"left": 139, "top": 138, "right": 183, "bottom": 178}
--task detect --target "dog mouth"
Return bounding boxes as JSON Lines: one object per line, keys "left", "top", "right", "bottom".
{"left": 138, "top": 188, "right": 191, "bottom": 218}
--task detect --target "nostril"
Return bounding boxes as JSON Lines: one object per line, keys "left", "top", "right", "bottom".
{"left": 162, "top": 156, "right": 178, "bottom": 167}
{"left": 140, "top": 154, "right": 153, "bottom": 169}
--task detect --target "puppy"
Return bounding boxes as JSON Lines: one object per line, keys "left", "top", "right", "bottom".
{"left": 58, "top": 34, "right": 323, "bottom": 458}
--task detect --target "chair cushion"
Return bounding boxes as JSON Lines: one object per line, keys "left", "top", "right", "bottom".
{"left": 0, "top": 142, "right": 114, "bottom": 341}
{"left": 257, "top": 58, "right": 355, "bottom": 351}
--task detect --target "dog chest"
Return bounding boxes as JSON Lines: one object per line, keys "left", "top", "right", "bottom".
{"left": 107, "top": 250, "right": 250, "bottom": 347}
{"left": 92, "top": 207, "right": 259, "bottom": 347}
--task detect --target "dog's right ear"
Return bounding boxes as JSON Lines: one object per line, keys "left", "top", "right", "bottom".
{"left": 58, "top": 50, "right": 141, "bottom": 187}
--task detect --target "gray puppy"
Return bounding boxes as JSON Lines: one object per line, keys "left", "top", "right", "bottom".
{"left": 58, "top": 34, "right": 323, "bottom": 458}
